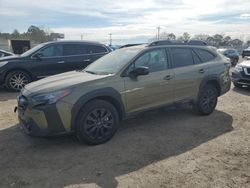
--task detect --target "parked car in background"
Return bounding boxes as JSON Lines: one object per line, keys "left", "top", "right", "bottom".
{"left": 242, "top": 47, "right": 250, "bottom": 58}
{"left": 0, "top": 49, "right": 14, "bottom": 58}
{"left": 232, "top": 60, "right": 250, "bottom": 88}
{"left": 16, "top": 40, "right": 231, "bottom": 145}
{"left": 119, "top": 43, "right": 144, "bottom": 49}
{"left": 217, "top": 48, "right": 239, "bottom": 66}
{"left": 0, "top": 40, "right": 111, "bottom": 91}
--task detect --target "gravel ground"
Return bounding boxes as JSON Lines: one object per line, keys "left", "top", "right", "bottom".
{"left": 0, "top": 67, "right": 249, "bottom": 188}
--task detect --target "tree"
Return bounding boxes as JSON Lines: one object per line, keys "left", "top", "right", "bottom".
{"left": 192, "top": 34, "right": 209, "bottom": 41}
{"left": 213, "top": 34, "right": 224, "bottom": 47}
{"left": 230, "top": 39, "right": 243, "bottom": 48}
{"left": 12, "top": 29, "right": 20, "bottom": 37}
{"left": 182, "top": 32, "right": 190, "bottom": 41}
{"left": 158, "top": 32, "right": 176, "bottom": 40}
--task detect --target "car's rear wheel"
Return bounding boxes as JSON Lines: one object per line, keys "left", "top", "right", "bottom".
{"left": 194, "top": 84, "right": 218, "bottom": 115}
{"left": 76, "top": 100, "right": 119, "bottom": 145}
{"left": 5, "top": 71, "right": 31, "bottom": 91}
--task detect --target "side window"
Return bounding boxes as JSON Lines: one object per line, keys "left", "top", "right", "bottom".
{"left": 40, "top": 45, "right": 63, "bottom": 57}
{"left": 171, "top": 48, "right": 194, "bottom": 68}
{"left": 87, "top": 45, "right": 107, "bottom": 54}
{"left": 192, "top": 50, "right": 202, "bottom": 64}
{"left": 63, "top": 44, "right": 87, "bottom": 56}
{"left": 132, "top": 49, "right": 168, "bottom": 73}
{"left": 193, "top": 48, "right": 216, "bottom": 63}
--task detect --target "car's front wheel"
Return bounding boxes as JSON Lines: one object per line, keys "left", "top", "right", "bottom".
{"left": 194, "top": 84, "right": 218, "bottom": 115}
{"left": 76, "top": 100, "right": 119, "bottom": 145}
{"left": 5, "top": 71, "right": 31, "bottom": 91}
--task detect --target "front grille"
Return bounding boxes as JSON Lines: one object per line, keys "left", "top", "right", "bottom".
{"left": 242, "top": 68, "right": 250, "bottom": 77}
{"left": 247, "top": 68, "right": 250, "bottom": 74}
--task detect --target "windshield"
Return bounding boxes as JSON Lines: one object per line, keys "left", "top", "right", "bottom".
{"left": 21, "top": 43, "right": 46, "bottom": 57}
{"left": 85, "top": 48, "right": 141, "bottom": 74}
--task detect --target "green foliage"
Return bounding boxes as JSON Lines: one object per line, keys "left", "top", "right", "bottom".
{"left": 0, "top": 25, "right": 58, "bottom": 43}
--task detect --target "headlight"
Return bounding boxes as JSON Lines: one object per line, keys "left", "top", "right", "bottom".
{"left": 0, "top": 61, "right": 8, "bottom": 67}
{"left": 31, "top": 89, "right": 72, "bottom": 105}
{"left": 235, "top": 65, "right": 243, "bottom": 72}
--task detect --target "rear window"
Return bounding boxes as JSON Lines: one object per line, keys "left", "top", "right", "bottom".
{"left": 171, "top": 48, "right": 194, "bottom": 68}
{"left": 193, "top": 48, "right": 216, "bottom": 63}
{"left": 87, "top": 45, "right": 107, "bottom": 54}
{"left": 63, "top": 44, "right": 87, "bottom": 56}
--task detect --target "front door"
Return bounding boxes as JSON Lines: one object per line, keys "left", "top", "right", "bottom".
{"left": 30, "top": 44, "right": 65, "bottom": 78}
{"left": 123, "top": 48, "right": 175, "bottom": 113}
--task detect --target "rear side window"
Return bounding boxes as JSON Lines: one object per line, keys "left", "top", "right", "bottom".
{"left": 171, "top": 48, "right": 194, "bottom": 68}
{"left": 87, "top": 45, "right": 107, "bottom": 54}
{"left": 63, "top": 44, "right": 87, "bottom": 56}
{"left": 193, "top": 49, "right": 215, "bottom": 63}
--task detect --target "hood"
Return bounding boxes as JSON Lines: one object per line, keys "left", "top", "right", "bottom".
{"left": 23, "top": 71, "right": 112, "bottom": 95}
{"left": 0, "top": 55, "right": 23, "bottom": 62}
{"left": 239, "top": 60, "right": 250, "bottom": 68}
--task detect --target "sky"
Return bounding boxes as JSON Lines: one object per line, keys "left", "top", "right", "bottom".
{"left": 0, "top": 0, "right": 250, "bottom": 44}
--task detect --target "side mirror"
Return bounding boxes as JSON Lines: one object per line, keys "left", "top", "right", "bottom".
{"left": 129, "top": 66, "right": 149, "bottom": 78}
{"left": 34, "top": 53, "right": 43, "bottom": 59}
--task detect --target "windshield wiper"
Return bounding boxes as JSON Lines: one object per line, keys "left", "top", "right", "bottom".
{"left": 85, "top": 70, "right": 97, "bottom": 75}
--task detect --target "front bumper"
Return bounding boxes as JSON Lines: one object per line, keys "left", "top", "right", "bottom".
{"left": 17, "top": 96, "right": 68, "bottom": 136}
{"left": 231, "top": 70, "right": 250, "bottom": 86}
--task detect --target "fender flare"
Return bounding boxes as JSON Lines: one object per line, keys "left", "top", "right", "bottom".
{"left": 71, "top": 87, "right": 126, "bottom": 130}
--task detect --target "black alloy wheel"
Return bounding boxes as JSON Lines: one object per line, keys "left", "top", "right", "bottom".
{"left": 195, "top": 85, "right": 218, "bottom": 115}
{"left": 76, "top": 100, "right": 119, "bottom": 145}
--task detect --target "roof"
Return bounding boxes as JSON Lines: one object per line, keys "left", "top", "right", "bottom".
{"left": 43, "top": 40, "right": 105, "bottom": 46}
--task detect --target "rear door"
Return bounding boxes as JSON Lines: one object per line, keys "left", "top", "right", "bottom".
{"left": 123, "top": 48, "right": 175, "bottom": 113}
{"left": 169, "top": 47, "right": 205, "bottom": 101}
{"left": 61, "top": 43, "right": 109, "bottom": 71}
{"left": 86, "top": 44, "right": 110, "bottom": 63}
{"left": 62, "top": 43, "right": 91, "bottom": 71}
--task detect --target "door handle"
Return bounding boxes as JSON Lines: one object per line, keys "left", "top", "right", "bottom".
{"left": 57, "top": 61, "right": 65, "bottom": 64}
{"left": 164, "top": 75, "right": 173, "bottom": 80}
{"left": 84, "top": 59, "right": 91, "bottom": 62}
{"left": 199, "top": 69, "right": 205, "bottom": 73}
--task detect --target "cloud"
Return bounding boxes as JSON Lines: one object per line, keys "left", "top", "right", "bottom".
{"left": 239, "top": 13, "right": 250, "bottom": 19}
{"left": 0, "top": 0, "right": 250, "bottom": 43}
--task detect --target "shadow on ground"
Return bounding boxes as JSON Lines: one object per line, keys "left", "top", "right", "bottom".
{"left": 0, "top": 107, "right": 233, "bottom": 188}
{"left": 232, "top": 86, "right": 250, "bottom": 96}
{"left": 0, "top": 87, "right": 18, "bottom": 101}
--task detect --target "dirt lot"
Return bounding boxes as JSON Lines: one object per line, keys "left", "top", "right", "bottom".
{"left": 0, "top": 74, "right": 250, "bottom": 188}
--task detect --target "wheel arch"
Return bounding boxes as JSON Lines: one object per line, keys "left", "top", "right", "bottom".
{"left": 71, "top": 87, "right": 125, "bottom": 131}
{"left": 199, "top": 76, "right": 221, "bottom": 96}
{"left": 4, "top": 68, "right": 34, "bottom": 81}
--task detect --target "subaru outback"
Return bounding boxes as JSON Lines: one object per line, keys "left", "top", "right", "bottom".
{"left": 16, "top": 40, "right": 231, "bottom": 145}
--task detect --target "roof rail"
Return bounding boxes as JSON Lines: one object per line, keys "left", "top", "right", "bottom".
{"left": 148, "top": 39, "right": 207, "bottom": 47}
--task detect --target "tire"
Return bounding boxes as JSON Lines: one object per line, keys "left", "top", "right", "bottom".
{"left": 194, "top": 84, "right": 218, "bottom": 115}
{"left": 5, "top": 71, "right": 31, "bottom": 91}
{"left": 233, "top": 82, "right": 243, "bottom": 88}
{"left": 75, "top": 100, "right": 119, "bottom": 145}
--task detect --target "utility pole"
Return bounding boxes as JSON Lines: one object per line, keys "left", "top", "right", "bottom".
{"left": 81, "top": 34, "right": 83, "bottom": 40}
{"left": 109, "top": 33, "right": 112, "bottom": 46}
{"left": 157, "top": 26, "right": 161, "bottom": 40}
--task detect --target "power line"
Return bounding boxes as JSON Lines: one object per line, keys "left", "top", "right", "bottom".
{"left": 157, "top": 26, "right": 161, "bottom": 40}
{"left": 109, "top": 33, "right": 112, "bottom": 46}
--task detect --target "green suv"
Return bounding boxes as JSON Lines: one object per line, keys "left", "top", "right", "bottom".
{"left": 16, "top": 40, "right": 231, "bottom": 144}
